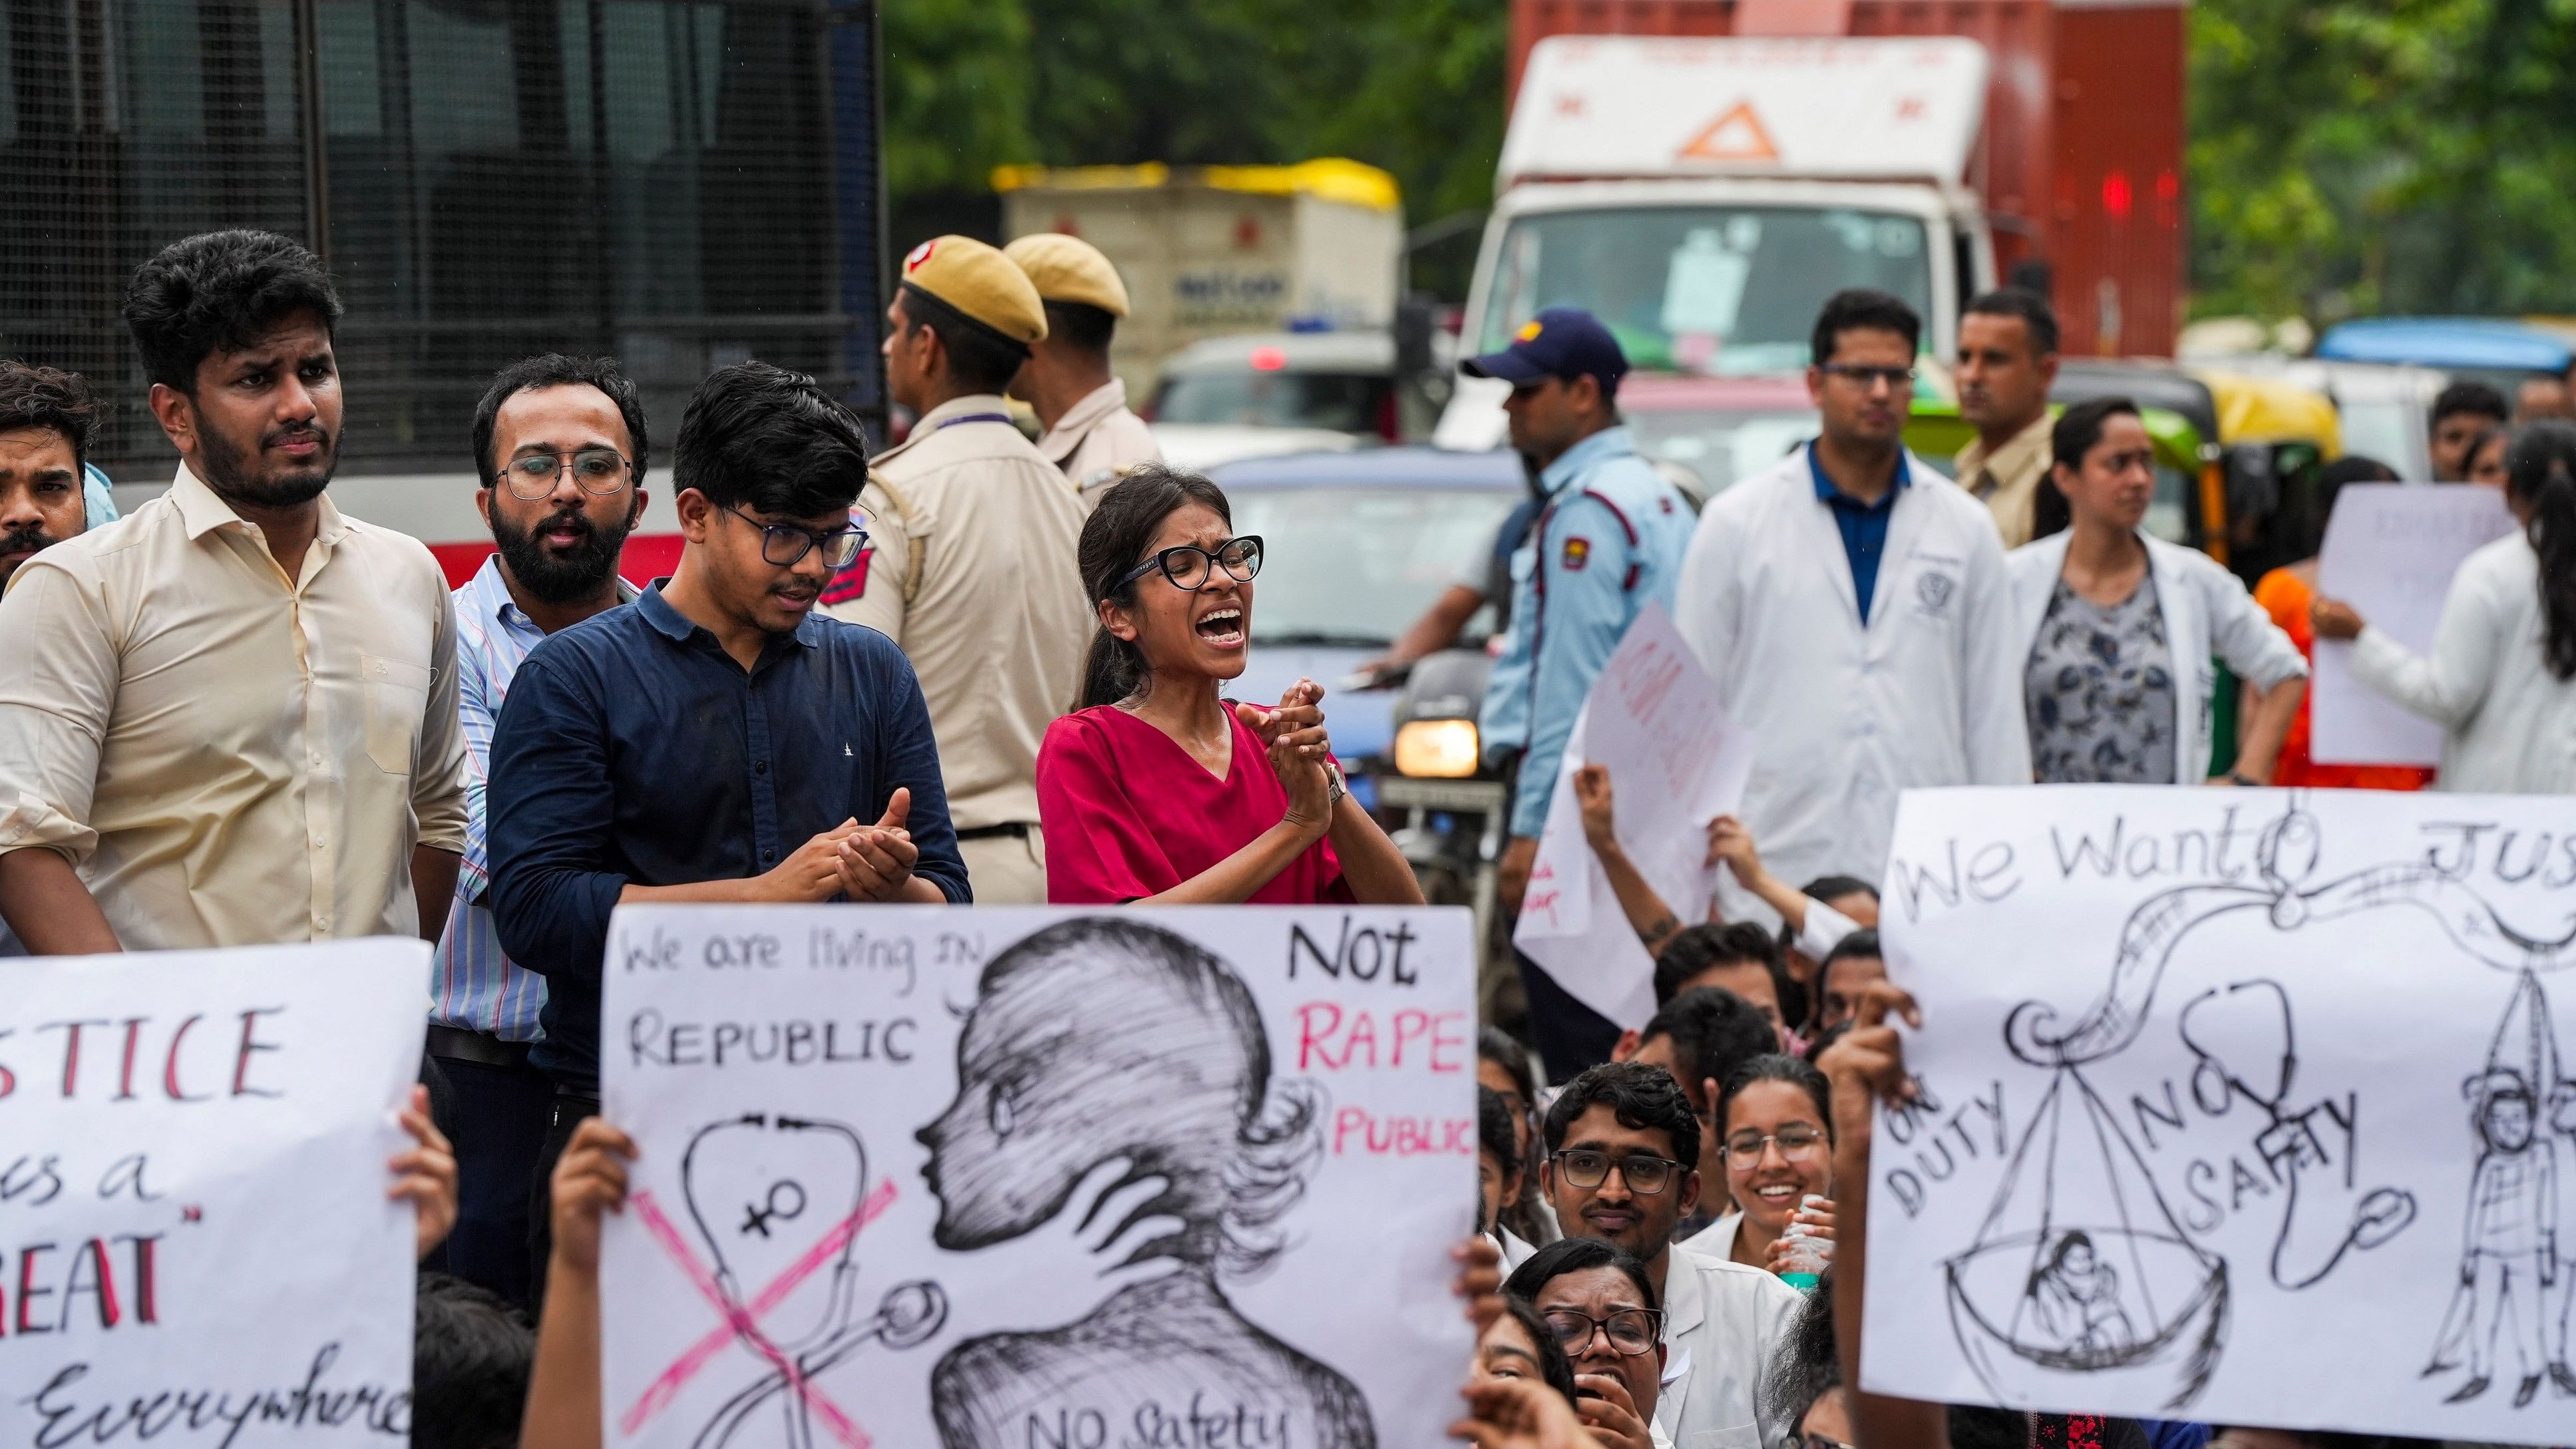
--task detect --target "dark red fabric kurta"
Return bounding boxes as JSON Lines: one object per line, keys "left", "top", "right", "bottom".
{"left": 1037, "top": 704, "right": 1352, "bottom": 905}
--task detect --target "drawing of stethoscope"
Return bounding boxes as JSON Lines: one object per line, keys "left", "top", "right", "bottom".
{"left": 674, "top": 1114, "right": 948, "bottom": 1449}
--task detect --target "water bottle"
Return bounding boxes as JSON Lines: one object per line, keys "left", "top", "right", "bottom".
{"left": 1774, "top": 1195, "right": 1833, "bottom": 1292}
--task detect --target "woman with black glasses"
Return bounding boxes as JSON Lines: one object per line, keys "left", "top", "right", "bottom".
{"left": 1036, "top": 465, "right": 1424, "bottom": 905}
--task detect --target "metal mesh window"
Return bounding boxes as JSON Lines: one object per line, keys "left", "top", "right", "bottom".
{"left": 1, "top": 0, "right": 882, "bottom": 474}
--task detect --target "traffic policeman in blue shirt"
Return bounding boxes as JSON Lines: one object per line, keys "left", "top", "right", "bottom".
{"left": 1469, "top": 308, "right": 1694, "bottom": 1072}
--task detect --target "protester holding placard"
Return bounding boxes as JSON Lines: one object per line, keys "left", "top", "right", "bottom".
{"left": 2249, "top": 455, "right": 2436, "bottom": 791}
{"left": 1038, "top": 465, "right": 1423, "bottom": 905}
{"left": 2314, "top": 421, "right": 2576, "bottom": 793}
{"left": 486, "top": 361, "right": 967, "bottom": 1292}
{"left": 2010, "top": 398, "right": 2307, "bottom": 787}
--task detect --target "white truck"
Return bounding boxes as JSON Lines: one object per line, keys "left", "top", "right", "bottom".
{"left": 1435, "top": 36, "right": 2000, "bottom": 450}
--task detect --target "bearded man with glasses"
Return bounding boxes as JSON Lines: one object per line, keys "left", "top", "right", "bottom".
{"left": 1539, "top": 1061, "right": 1801, "bottom": 1449}
{"left": 419, "top": 354, "right": 653, "bottom": 1308}
{"left": 486, "top": 360, "right": 966, "bottom": 1305}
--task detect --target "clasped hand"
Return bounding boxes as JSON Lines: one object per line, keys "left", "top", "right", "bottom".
{"left": 759, "top": 787, "right": 921, "bottom": 902}
{"left": 1236, "top": 678, "right": 1338, "bottom": 839}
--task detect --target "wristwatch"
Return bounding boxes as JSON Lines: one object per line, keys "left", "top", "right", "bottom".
{"left": 2225, "top": 770, "right": 2259, "bottom": 787}
{"left": 1322, "top": 760, "right": 1348, "bottom": 808}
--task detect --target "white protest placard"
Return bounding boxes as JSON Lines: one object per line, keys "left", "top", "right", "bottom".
{"left": 598, "top": 905, "right": 1477, "bottom": 1449}
{"left": 1864, "top": 786, "right": 2576, "bottom": 1444}
{"left": 1516, "top": 602, "right": 1755, "bottom": 1029}
{"left": 0, "top": 939, "right": 429, "bottom": 1446}
{"left": 2313, "top": 483, "right": 2517, "bottom": 765}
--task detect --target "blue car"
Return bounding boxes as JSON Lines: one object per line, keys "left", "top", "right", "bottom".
{"left": 1207, "top": 446, "right": 1529, "bottom": 801}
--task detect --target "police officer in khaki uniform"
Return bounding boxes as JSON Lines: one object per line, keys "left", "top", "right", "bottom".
{"left": 822, "top": 236, "right": 1088, "bottom": 903}
{"left": 1003, "top": 233, "right": 1162, "bottom": 509}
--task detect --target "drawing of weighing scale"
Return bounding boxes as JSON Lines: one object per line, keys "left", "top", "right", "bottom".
{"left": 1943, "top": 797, "right": 2573, "bottom": 1412}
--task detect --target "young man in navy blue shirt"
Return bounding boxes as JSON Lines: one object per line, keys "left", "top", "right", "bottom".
{"left": 487, "top": 360, "right": 968, "bottom": 1293}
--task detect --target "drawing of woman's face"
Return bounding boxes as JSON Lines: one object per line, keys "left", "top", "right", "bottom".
{"left": 918, "top": 942, "right": 1253, "bottom": 1253}
{"left": 2060, "top": 1239, "right": 2096, "bottom": 1275}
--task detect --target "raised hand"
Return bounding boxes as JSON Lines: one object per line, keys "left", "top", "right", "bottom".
{"left": 550, "top": 1117, "right": 638, "bottom": 1278}
{"left": 1573, "top": 765, "right": 1618, "bottom": 853}
{"left": 389, "top": 1082, "right": 458, "bottom": 1262}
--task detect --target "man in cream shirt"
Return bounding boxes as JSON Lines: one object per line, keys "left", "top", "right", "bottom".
{"left": 1004, "top": 232, "right": 1161, "bottom": 507}
{"left": 1951, "top": 288, "right": 2060, "bottom": 550}
{"left": 0, "top": 230, "right": 466, "bottom": 952}
{"left": 823, "top": 236, "right": 1089, "bottom": 903}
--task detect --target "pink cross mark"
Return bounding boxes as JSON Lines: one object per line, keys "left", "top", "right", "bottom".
{"left": 620, "top": 1178, "right": 900, "bottom": 1446}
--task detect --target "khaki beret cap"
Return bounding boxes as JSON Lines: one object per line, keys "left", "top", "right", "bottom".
{"left": 1003, "top": 233, "right": 1131, "bottom": 317}
{"left": 899, "top": 236, "right": 1047, "bottom": 345}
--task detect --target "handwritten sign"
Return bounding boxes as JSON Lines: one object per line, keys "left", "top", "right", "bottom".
{"left": 598, "top": 905, "right": 1477, "bottom": 1449}
{"left": 0, "top": 939, "right": 430, "bottom": 1447}
{"left": 1517, "top": 602, "right": 1755, "bottom": 1028}
{"left": 1863, "top": 785, "right": 2576, "bottom": 1446}
{"left": 2313, "top": 483, "right": 2517, "bottom": 765}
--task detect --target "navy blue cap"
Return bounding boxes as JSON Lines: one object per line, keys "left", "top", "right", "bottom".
{"left": 1461, "top": 307, "right": 1628, "bottom": 390}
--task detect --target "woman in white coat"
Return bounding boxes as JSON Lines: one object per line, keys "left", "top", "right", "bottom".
{"left": 2007, "top": 399, "right": 2307, "bottom": 785}
{"left": 2313, "top": 421, "right": 2576, "bottom": 793}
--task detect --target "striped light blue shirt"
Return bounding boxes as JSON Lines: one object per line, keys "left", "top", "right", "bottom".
{"left": 431, "top": 556, "right": 636, "bottom": 1040}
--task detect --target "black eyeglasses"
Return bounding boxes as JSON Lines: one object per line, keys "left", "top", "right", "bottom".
{"left": 1551, "top": 1149, "right": 1684, "bottom": 1196}
{"left": 720, "top": 504, "right": 868, "bottom": 569}
{"left": 1541, "top": 1307, "right": 1664, "bottom": 1357}
{"left": 1819, "top": 363, "right": 1916, "bottom": 391}
{"left": 1116, "top": 535, "right": 1263, "bottom": 592}
{"left": 497, "top": 448, "right": 633, "bottom": 500}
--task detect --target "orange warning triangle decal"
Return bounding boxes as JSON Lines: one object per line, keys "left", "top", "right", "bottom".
{"left": 1677, "top": 101, "right": 1779, "bottom": 163}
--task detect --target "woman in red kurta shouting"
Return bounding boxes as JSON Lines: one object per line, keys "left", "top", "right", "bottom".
{"left": 1037, "top": 465, "right": 1425, "bottom": 907}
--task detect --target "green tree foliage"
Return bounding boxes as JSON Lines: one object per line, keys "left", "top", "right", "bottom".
{"left": 2192, "top": 0, "right": 2576, "bottom": 322}
{"left": 883, "top": 0, "right": 1508, "bottom": 291}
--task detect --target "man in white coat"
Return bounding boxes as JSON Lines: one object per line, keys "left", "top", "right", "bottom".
{"left": 1674, "top": 290, "right": 2028, "bottom": 911}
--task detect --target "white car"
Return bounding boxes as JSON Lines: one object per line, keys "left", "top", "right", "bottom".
{"left": 1147, "top": 331, "right": 1411, "bottom": 472}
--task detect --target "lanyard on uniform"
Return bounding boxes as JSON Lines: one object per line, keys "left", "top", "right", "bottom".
{"left": 931, "top": 412, "right": 1013, "bottom": 431}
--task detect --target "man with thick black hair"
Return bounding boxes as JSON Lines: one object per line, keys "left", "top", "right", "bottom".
{"left": 488, "top": 359, "right": 967, "bottom": 1294}
{"left": 0, "top": 230, "right": 466, "bottom": 954}
{"left": 2431, "top": 379, "right": 2511, "bottom": 481}
{"left": 1541, "top": 1060, "right": 1801, "bottom": 1448}
{"left": 827, "top": 235, "right": 1088, "bottom": 903}
{"left": 411, "top": 1273, "right": 534, "bottom": 1449}
{"left": 0, "top": 361, "right": 95, "bottom": 590}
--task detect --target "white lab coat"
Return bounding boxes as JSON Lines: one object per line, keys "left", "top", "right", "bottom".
{"left": 2006, "top": 528, "right": 2308, "bottom": 783}
{"left": 2352, "top": 530, "right": 2576, "bottom": 793}
{"left": 1674, "top": 447, "right": 2029, "bottom": 909}
{"left": 1657, "top": 1237, "right": 1805, "bottom": 1449}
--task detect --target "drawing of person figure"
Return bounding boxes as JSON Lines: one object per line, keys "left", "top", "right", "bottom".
{"left": 2024, "top": 1231, "right": 2138, "bottom": 1361}
{"left": 2440, "top": 1068, "right": 2559, "bottom": 1407}
{"left": 918, "top": 917, "right": 1377, "bottom": 1448}
{"left": 2551, "top": 1078, "right": 2576, "bottom": 1392}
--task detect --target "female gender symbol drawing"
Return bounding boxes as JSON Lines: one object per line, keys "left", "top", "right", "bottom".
{"left": 918, "top": 917, "right": 1377, "bottom": 1449}
{"left": 1947, "top": 795, "right": 2576, "bottom": 1412}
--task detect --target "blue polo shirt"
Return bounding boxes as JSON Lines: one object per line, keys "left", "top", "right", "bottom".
{"left": 1808, "top": 445, "right": 1911, "bottom": 622}
{"left": 487, "top": 583, "right": 969, "bottom": 1094}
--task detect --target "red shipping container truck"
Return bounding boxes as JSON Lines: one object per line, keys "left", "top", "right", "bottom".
{"left": 1501, "top": 0, "right": 2185, "bottom": 359}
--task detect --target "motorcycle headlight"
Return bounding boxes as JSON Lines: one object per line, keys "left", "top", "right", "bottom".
{"left": 1394, "top": 718, "right": 1480, "bottom": 778}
